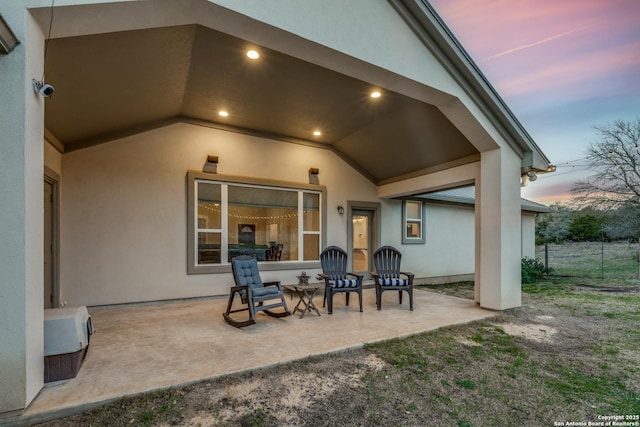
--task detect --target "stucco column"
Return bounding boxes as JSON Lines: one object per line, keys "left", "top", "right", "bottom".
{"left": 0, "top": 4, "right": 45, "bottom": 414}
{"left": 475, "top": 148, "right": 522, "bottom": 310}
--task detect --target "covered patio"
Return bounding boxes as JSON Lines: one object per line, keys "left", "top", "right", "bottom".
{"left": 1, "top": 0, "right": 553, "bottom": 417}
{"left": 16, "top": 288, "right": 492, "bottom": 425}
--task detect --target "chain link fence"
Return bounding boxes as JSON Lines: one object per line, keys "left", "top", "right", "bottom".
{"left": 535, "top": 241, "right": 640, "bottom": 280}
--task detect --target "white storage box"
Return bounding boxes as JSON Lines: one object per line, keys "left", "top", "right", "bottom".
{"left": 44, "top": 306, "right": 93, "bottom": 383}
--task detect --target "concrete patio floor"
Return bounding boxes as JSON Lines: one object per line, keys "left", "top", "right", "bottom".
{"left": 9, "top": 288, "right": 494, "bottom": 425}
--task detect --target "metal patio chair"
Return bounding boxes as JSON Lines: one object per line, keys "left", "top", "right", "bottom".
{"left": 223, "top": 255, "right": 291, "bottom": 327}
{"left": 319, "top": 246, "right": 363, "bottom": 314}
{"left": 372, "top": 245, "right": 414, "bottom": 311}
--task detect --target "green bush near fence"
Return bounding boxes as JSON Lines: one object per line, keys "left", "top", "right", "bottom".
{"left": 521, "top": 256, "right": 547, "bottom": 284}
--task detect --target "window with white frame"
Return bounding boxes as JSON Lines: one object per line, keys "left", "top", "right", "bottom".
{"left": 402, "top": 200, "right": 425, "bottom": 244}
{"left": 188, "top": 173, "right": 323, "bottom": 273}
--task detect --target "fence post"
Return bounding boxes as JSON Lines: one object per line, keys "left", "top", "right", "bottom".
{"left": 544, "top": 243, "right": 549, "bottom": 274}
{"left": 601, "top": 225, "right": 604, "bottom": 281}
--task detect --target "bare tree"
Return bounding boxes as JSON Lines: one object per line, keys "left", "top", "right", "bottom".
{"left": 571, "top": 118, "right": 640, "bottom": 209}
{"left": 606, "top": 204, "right": 640, "bottom": 241}
{"left": 572, "top": 118, "right": 640, "bottom": 276}
{"left": 536, "top": 203, "right": 571, "bottom": 243}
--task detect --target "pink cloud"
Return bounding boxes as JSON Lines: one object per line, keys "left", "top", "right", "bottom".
{"left": 495, "top": 39, "right": 640, "bottom": 98}
{"left": 430, "top": 0, "right": 640, "bottom": 99}
{"left": 430, "top": 0, "right": 640, "bottom": 204}
{"left": 431, "top": 0, "right": 638, "bottom": 57}
{"left": 521, "top": 176, "right": 577, "bottom": 205}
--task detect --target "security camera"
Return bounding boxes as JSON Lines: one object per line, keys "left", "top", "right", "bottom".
{"left": 33, "top": 80, "right": 55, "bottom": 98}
{"left": 39, "top": 83, "right": 55, "bottom": 97}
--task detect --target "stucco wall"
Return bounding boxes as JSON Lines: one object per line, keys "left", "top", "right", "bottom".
{"left": 378, "top": 202, "right": 476, "bottom": 278}
{"left": 60, "top": 123, "right": 379, "bottom": 306}
{"left": 45, "top": 140, "right": 63, "bottom": 176}
{"left": 0, "top": 5, "right": 45, "bottom": 413}
{"left": 477, "top": 147, "right": 523, "bottom": 309}
{"left": 423, "top": 204, "right": 476, "bottom": 276}
{"left": 521, "top": 213, "right": 537, "bottom": 259}
{"left": 59, "top": 123, "right": 492, "bottom": 307}
{"left": 209, "top": 0, "right": 460, "bottom": 96}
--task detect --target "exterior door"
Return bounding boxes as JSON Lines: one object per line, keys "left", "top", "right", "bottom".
{"left": 351, "top": 210, "right": 373, "bottom": 277}
{"left": 44, "top": 175, "right": 59, "bottom": 308}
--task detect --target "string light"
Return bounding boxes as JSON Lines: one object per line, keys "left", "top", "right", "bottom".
{"left": 198, "top": 201, "right": 314, "bottom": 221}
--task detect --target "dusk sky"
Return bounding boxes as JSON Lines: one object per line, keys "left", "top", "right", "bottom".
{"left": 429, "top": 0, "right": 640, "bottom": 205}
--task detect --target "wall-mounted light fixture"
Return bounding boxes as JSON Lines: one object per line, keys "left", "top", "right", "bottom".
{"left": 337, "top": 205, "right": 345, "bottom": 215}
{"left": 521, "top": 170, "right": 537, "bottom": 187}
{"left": 522, "top": 165, "right": 556, "bottom": 187}
{"left": 0, "top": 14, "right": 20, "bottom": 54}
{"left": 203, "top": 155, "right": 218, "bottom": 174}
{"left": 308, "top": 167, "right": 319, "bottom": 184}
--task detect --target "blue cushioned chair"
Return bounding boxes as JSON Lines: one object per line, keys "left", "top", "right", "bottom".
{"left": 223, "top": 255, "right": 291, "bottom": 327}
{"left": 372, "top": 246, "right": 414, "bottom": 311}
{"left": 319, "top": 246, "right": 363, "bottom": 314}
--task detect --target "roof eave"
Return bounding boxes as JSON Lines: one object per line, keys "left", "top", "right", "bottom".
{"left": 418, "top": 194, "right": 553, "bottom": 213}
{"left": 387, "top": 0, "right": 551, "bottom": 171}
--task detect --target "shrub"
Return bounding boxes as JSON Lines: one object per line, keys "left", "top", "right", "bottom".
{"left": 521, "top": 257, "right": 547, "bottom": 284}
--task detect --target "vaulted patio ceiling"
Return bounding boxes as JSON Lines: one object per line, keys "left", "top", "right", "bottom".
{"left": 44, "top": 24, "right": 478, "bottom": 184}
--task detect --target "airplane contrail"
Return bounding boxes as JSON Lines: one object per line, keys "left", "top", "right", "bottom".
{"left": 480, "top": 24, "right": 596, "bottom": 62}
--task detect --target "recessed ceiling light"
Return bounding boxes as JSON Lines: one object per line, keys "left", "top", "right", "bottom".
{"left": 218, "top": 111, "right": 229, "bottom": 117}
{"left": 246, "top": 50, "right": 260, "bottom": 59}
{"left": 313, "top": 130, "right": 322, "bottom": 136}
{"left": 370, "top": 91, "right": 381, "bottom": 99}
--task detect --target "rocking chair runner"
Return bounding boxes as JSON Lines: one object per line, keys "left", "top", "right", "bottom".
{"left": 372, "top": 245, "right": 414, "bottom": 311}
{"left": 223, "top": 255, "right": 291, "bottom": 328}
{"left": 319, "top": 246, "right": 363, "bottom": 314}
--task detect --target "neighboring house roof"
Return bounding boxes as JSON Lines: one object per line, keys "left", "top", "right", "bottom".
{"left": 418, "top": 186, "right": 553, "bottom": 213}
